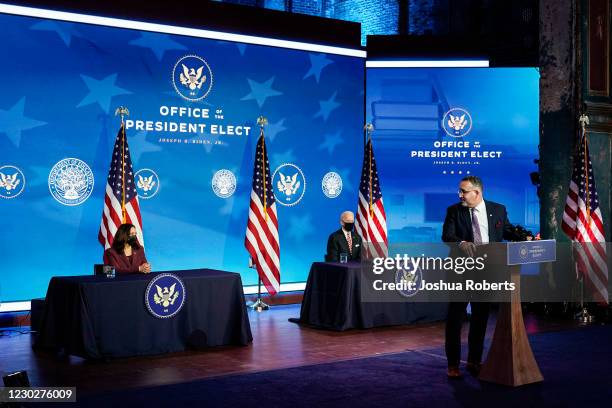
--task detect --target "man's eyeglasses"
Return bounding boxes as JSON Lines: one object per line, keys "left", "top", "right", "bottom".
{"left": 458, "top": 189, "right": 476, "bottom": 196}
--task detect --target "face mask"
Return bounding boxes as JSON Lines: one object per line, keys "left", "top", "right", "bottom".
{"left": 343, "top": 222, "right": 354, "bottom": 232}
{"left": 127, "top": 235, "right": 138, "bottom": 244}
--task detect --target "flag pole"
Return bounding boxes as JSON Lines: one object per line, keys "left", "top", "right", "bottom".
{"left": 115, "top": 106, "right": 130, "bottom": 223}
{"left": 576, "top": 268, "right": 594, "bottom": 324}
{"left": 579, "top": 114, "right": 591, "bottom": 225}
{"left": 362, "top": 123, "right": 374, "bottom": 259}
{"left": 364, "top": 123, "right": 374, "bottom": 218}
{"left": 258, "top": 116, "right": 269, "bottom": 222}
{"left": 250, "top": 115, "right": 270, "bottom": 312}
{"left": 575, "top": 114, "right": 594, "bottom": 324}
{"left": 247, "top": 259, "right": 270, "bottom": 312}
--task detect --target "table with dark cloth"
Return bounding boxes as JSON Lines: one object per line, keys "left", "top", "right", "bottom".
{"left": 299, "top": 262, "right": 447, "bottom": 331}
{"left": 34, "top": 269, "right": 252, "bottom": 359}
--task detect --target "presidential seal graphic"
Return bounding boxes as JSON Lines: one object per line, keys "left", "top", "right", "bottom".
{"left": 442, "top": 107, "right": 473, "bottom": 138}
{"left": 272, "top": 163, "right": 306, "bottom": 206}
{"left": 395, "top": 260, "right": 423, "bottom": 298}
{"left": 135, "top": 168, "right": 160, "bottom": 199}
{"left": 0, "top": 165, "right": 26, "bottom": 199}
{"left": 172, "top": 54, "right": 213, "bottom": 101}
{"left": 519, "top": 244, "right": 529, "bottom": 260}
{"left": 322, "top": 171, "right": 342, "bottom": 198}
{"left": 212, "top": 169, "right": 236, "bottom": 198}
{"left": 48, "top": 158, "right": 94, "bottom": 206}
{"left": 145, "top": 273, "right": 186, "bottom": 319}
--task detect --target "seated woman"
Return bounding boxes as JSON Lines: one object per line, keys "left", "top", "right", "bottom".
{"left": 103, "top": 223, "right": 151, "bottom": 274}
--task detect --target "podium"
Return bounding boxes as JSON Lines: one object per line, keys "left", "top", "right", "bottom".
{"left": 478, "top": 240, "right": 556, "bottom": 387}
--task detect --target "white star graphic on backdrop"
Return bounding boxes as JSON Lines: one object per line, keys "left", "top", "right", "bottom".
{"left": 0, "top": 97, "right": 46, "bottom": 148}
{"left": 77, "top": 74, "right": 132, "bottom": 114}
{"left": 271, "top": 149, "right": 296, "bottom": 168}
{"left": 313, "top": 91, "right": 341, "bottom": 121}
{"left": 128, "top": 32, "right": 187, "bottom": 60}
{"left": 304, "top": 53, "right": 334, "bottom": 83}
{"left": 241, "top": 77, "right": 283, "bottom": 108}
{"left": 129, "top": 131, "right": 162, "bottom": 164}
{"left": 318, "top": 130, "right": 343, "bottom": 154}
{"left": 265, "top": 118, "right": 288, "bottom": 142}
{"left": 288, "top": 214, "right": 315, "bottom": 241}
{"left": 30, "top": 21, "right": 82, "bottom": 46}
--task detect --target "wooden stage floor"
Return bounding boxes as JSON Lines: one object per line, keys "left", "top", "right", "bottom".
{"left": 0, "top": 304, "right": 579, "bottom": 396}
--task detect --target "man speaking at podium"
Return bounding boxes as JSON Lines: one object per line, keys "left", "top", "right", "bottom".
{"left": 326, "top": 211, "right": 362, "bottom": 262}
{"left": 442, "top": 175, "right": 516, "bottom": 378}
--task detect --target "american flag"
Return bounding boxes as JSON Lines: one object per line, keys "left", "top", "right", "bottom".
{"left": 98, "top": 124, "right": 144, "bottom": 249}
{"left": 355, "top": 138, "right": 388, "bottom": 258}
{"left": 561, "top": 127, "right": 608, "bottom": 304}
{"left": 245, "top": 130, "right": 280, "bottom": 295}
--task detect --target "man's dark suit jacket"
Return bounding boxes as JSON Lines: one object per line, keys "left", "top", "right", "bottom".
{"left": 326, "top": 228, "right": 362, "bottom": 262}
{"left": 442, "top": 200, "right": 515, "bottom": 244}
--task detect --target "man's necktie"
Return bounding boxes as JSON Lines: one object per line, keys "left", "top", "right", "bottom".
{"left": 471, "top": 208, "right": 482, "bottom": 244}
{"left": 346, "top": 232, "right": 352, "bottom": 254}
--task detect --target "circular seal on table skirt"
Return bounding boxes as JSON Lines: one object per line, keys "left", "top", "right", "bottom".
{"left": 145, "top": 273, "right": 186, "bottom": 319}
{"left": 394, "top": 261, "right": 423, "bottom": 299}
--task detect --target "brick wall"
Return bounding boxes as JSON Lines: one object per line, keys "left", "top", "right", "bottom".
{"left": 292, "top": 0, "right": 323, "bottom": 15}
{"left": 264, "top": 0, "right": 286, "bottom": 11}
{"left": 409, "top": 0, "right": 435, "bottom": 34}
{"left": 220, "top": 0, "right": 400, "bottom": 45}
{"left": 222, "top": 0, "right": 260, "bottom": 7}
{"left": 333, "top": 0, "right": 399, "bottom": 44}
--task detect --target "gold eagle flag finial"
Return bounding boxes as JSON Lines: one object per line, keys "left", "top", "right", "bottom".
{"left": 257, "top": 115, "right": 268, "bottom": 128}
{"left": 114, "top": 106, "right": 130, "bottom": 123}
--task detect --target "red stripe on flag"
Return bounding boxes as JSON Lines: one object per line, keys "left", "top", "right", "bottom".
{"left": 245, "top": 239, "right": 279, "bottom": 295}
{"left": 246, "top": 221, "right": 280, "bottom": 277}
{"left": 575, "top": 253, "right": 608, "bottom": 303}
{"left": 249, "top": 201, "right": 280, "bottom": 257}
{"left": 576, "top": 243, "right": 608, "bottom": 287}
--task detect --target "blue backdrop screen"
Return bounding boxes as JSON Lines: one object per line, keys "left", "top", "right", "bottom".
{"left": 0, "top": 11, "right": 364, "bottom": 302}
{"left": 366, "top": 67, "right": 540, "bottom": 244}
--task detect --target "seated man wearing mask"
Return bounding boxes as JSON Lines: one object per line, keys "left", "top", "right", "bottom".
{"left": 325, "top": 211, "right": 362, "bottom": 262}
